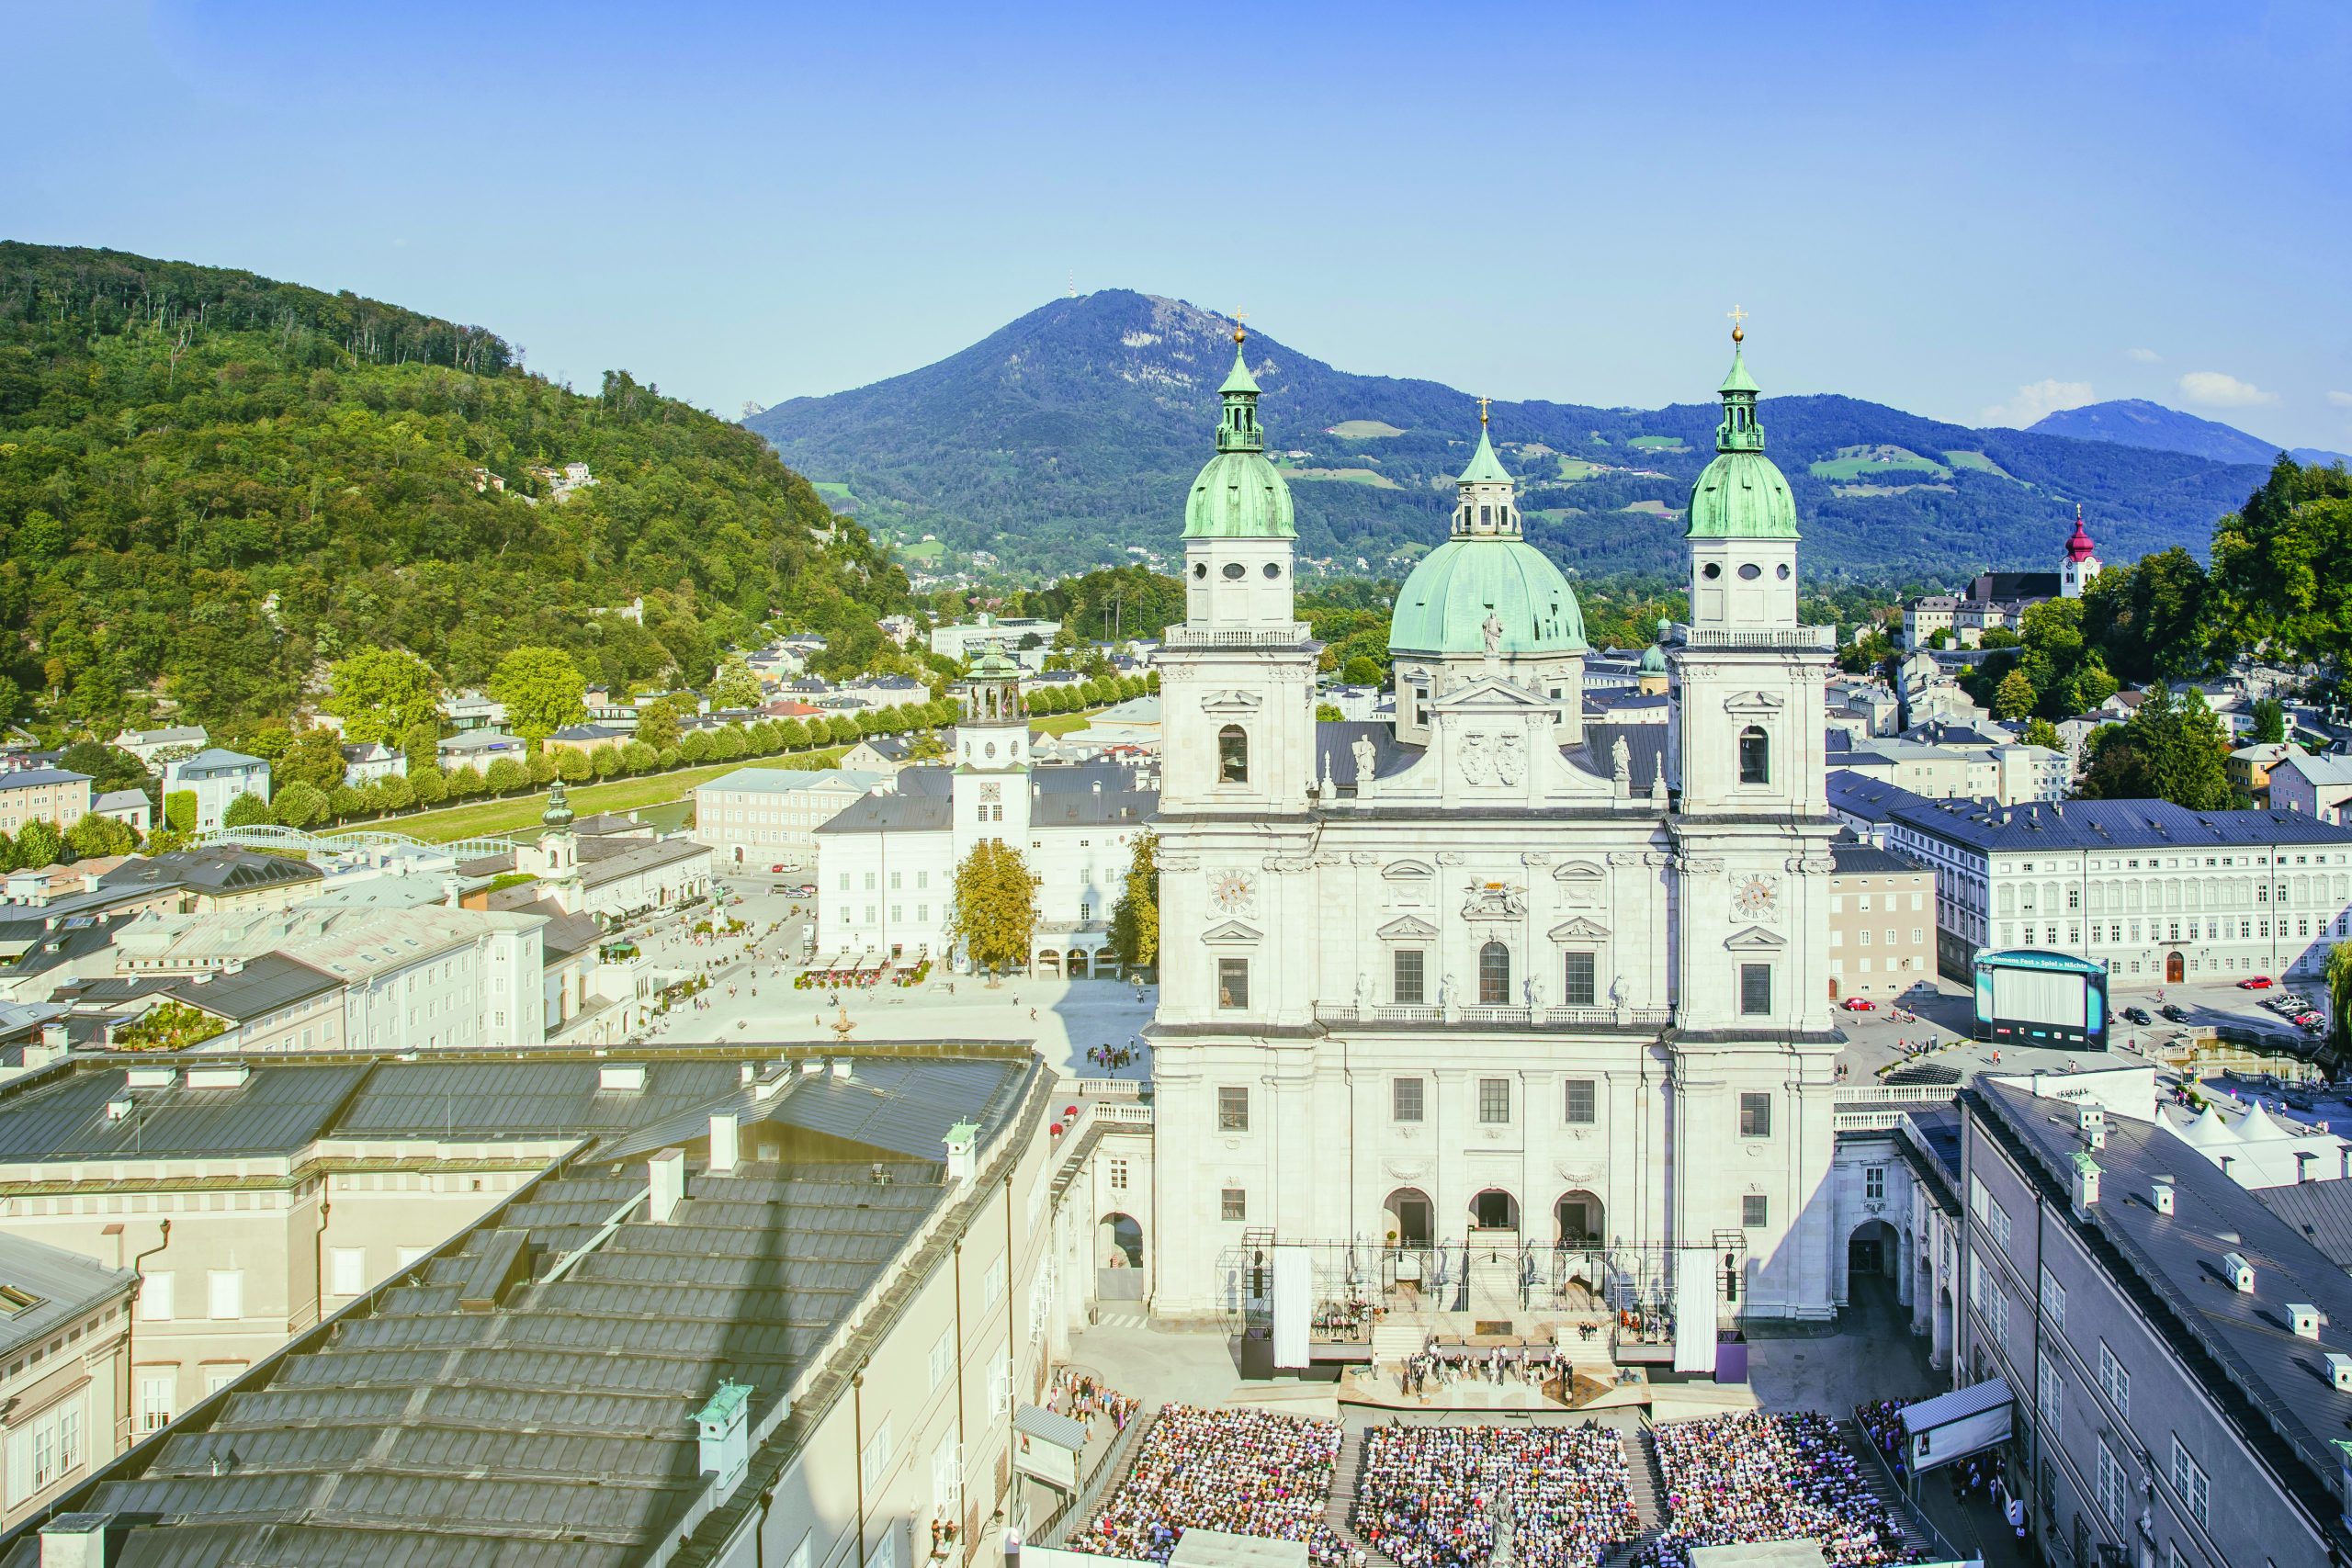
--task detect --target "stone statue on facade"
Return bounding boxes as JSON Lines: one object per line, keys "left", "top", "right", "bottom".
{"left": 1352, "top": 734, "right": 1376, "bottom": 790}
{"left": 1611, "top": 735, "right": 1631, "bottom": 795}
{"left": 1482, "top": 610, "right": 1504, "bottom": 659}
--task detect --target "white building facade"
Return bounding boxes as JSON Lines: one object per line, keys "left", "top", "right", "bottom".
{"left": 1147, "top": 331, "right": 1847, "bottom": 1326}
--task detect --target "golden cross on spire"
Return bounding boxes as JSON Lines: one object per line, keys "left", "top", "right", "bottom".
{"left": 1727, "top": 304, "right": 1747, "bottom": 344}
{"left": 1477, "top": 395, "right": 1492, "bottom": 426}
{"left": 1233, "top": 311, "right": 1248, "bottom": 345}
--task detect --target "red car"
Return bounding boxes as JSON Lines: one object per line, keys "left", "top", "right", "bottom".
{"left": 770, "top": 863, "right": 788, "bottom": 874}
{"left": 1839, "top": 997, "right": 1876, "bottom": 1011}
{"left": 2237, "top": 976, "right": 2274, "bottom": 989}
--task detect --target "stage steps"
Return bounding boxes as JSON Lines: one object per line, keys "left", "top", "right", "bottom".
{"left": 1597, "top": 1421, "right": 1668, "bottom": 1568}
{"left": 1326, "top": 1427, "right": 1376, "bottom": 1553}
{"left": 1838, "top": 1417, "right": 1942, "bottom": 1561}
{"left": 1368, "top": 1324, "right": 1423, "bottom": 1368}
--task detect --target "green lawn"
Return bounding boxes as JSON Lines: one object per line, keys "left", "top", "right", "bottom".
{"left": 374, "top": 751, "right": 851, "bottom": 843}
{"left": 899, "top": 537, "right": 946, "bottom": 562}
{"left": 1327, "top": 419, "right": 1405, "bottom": 438}
{"left": 1809, "top": 444, "right": 1948, "bottom": 482}
{"left": 1626, "top": 435, "right": 1688, "bottom": 452}
{"left": 1288, "top": 468, "right": 1400, "bottom": 489}
{"left": 1621, "top": 499, "right": 1683, "bottom": 519}
{"left": 1555, "top": 457, "right": 1603, "bottom": 480}
{"left": 1941, "top": 449, "right": 2018, "bottom": 479}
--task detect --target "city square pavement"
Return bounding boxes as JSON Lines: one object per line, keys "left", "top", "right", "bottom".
{"left": 635, "top": 875, "right": 1156, "bottom": 1079}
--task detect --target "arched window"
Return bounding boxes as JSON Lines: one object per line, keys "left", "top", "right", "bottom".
{"left": 1217, "top": 725, "right": 1249, "bottom": 784}
{"left": 1478, "top": 940, "right": 1511, "bottom": 1005}
{"left": 1738, "top": 726, "right": 1770, "bottom": 784}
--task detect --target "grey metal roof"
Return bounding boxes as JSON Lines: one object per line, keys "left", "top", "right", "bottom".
{"left": 0, "top": 1231, "right": 134, "bottom": 1359}
{"left": 0, "top": 1063, "right": 369, "bottom": 1161}
{"left": 1312, "top": 720, "right": 1416, "bottom": 783}
{"left": 102, "top": 848, "right": 322, "bottom": 895}
{"left": 1829, "top": 841, "right": 1923, "bottom": 876}
{"left": 1830, "top": 773, "right": 2352, "bottom": 854}
{"left": 334, "top": 1059, "right": 750, "bottom": 1142}
{"left": 2252, "top": 1179, "right": 2352, "bottom": 1273}
{"left": 160, "top": 953, "right": 340, "bottom": 1021}
{"left": 0, "top": 768, "right": 92, "bottom": 789}
{"left": 10, "top": 1055, "right": 1043, "bottom": 1567}
{"left": 816, "top": 768, "right": 951, "bottom": 835}
{"left": 1581, "top": 722, "right": 1668, "bottom": 793}
{"left": 1027, "top": 763, "right": 1153, "bottom": 828}
{"left": 1973, "top": 1079, "right": 2352, "bottom": 1536}
{"left": 1013, "top": 1402, "right": 1088, "bottom": 1450}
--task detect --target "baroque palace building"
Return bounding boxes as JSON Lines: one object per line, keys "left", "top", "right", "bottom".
{"left": 1148, "top": 324, "right": 1847, "bottom": 1325}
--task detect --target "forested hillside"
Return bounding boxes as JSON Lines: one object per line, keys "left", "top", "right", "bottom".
{"left": 0, "top": 243, "right": 910, "bottom": 736}
{"left": 750, "top": 289, "right": 2270, "bottom": 582}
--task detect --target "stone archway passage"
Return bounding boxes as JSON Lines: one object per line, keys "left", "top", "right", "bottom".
{"left": 1098, "top": 1212, "right": 1143, "bottom": 1269}
{"left": 1470, "top": 1188, "right": 1519, "bottom": 1231}
{"left": 1849, "top": 1217, "right": 1899, "bottom": 1282}
{"left": 1555, "top": 1190, "right": 1604, "bottom": 1247}
{"left": 1385, "top": 1187, "right": 1433, "bottom": 1248}
{"left": 1036, "top": 950, "right": 1061, "bottom": 978}
{"left": 1068, "top": 950, "right": 1091, "bottom": 978}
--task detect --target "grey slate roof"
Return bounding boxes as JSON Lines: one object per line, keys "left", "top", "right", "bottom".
{"left": 0, "top": 1063, "right": 369, "bottom": 1161}
{"left": 159, "top": 953, "right": 340, "bottom": 1021}
{"left": 1830, "top": 771, "right": 2352, "bottom": 853}
{"left": 2253, "top": 1179, "right": 2352, "bottom": 1273}
{"left": 0, "top": 767, "right": 92, "bottom": 790}
{"left": 814, "top": 767, "right": 950, "bottom": 834}
{"left": 1972, "top": 1078, "right": 2352, "bottom": 1536}
{"left": 0, "top": 1231, "right": 135, "bottom": 1359}
{"left": 1829, "top": 841, "right": 1923, "bottom": 876}
{"left": 0, "top": 1053, "right": 1044, "bottom": 1568}
{"left": 102, "top": 848, "right": 322, "bottom": 896}
{"left": 1581, "top": 721, "right": 1668, "bottom": 793}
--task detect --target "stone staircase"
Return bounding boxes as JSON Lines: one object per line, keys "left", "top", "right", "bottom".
{"left": 1600, "top": 1422, "right": 1667, "bottom": 1568}
{"left": 1837, "top": 1417, "right": 1942, "bottom": 1562}
{"left": 1326, "top": 1427, "right": 1376, "bottom": 1555}
{"left": 1464, "top": 1241, "right": 1523, "bottom": 1319}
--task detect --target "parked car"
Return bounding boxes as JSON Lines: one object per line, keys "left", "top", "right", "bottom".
{"left": 2122, "top": 1006, "right": 2153, "bottom": 1026}
{"left": 1839, "top": 997, "right": 1876, "bottom": 1011}
{"left": 2161, "top": 1004, "right": 2191, "bottom": 1022}
{"left": 2238, "top": 975, "right": 2274, "bottom": 989}
{"left": 770, "top": 863, "right": 789, "bottom": 874}
{"left": 792, "top": 884, "right": 819, "bottom": 897}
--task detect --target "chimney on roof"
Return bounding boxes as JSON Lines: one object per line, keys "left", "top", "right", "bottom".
{"left": 38, "top": 1512, "right": 123, "bottom": 1568}
{"left": 650, "top": 1147, "right": 686, "bottom": 1224}
{"left": 2288, "top": 1303, "right": 2321, "bottom": 1341}
{"left": 709, "top": 1112, "right": 740, "bottom": 1175}
{"left": 2078, "top": 1103, "right": 2106, "bottom": 1150}
{"left": 2070, "top": 1151, "right": 2100, "bottom": 1218}
{"left": 2151, "top": 1175, "right": 2175, "bottom": 1215}
{"left": 695, "top": 1381, "right": 754, "bottom": 1506}
{"left": 944, "top": 1121, "right": 980, "bottom": 1188}
{"left": 2222, "top": 1251, "right": 2254, "bottom": 1292}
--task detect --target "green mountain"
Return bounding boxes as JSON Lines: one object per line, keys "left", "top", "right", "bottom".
{"left": 2028, "top": 397, "right": 2349, "bottom": 468}
{"left": 747, "top": 289, "right": 2269, "bottom": 582}
{"left": 0, "top": 243, "right": 910, "bottom": 735}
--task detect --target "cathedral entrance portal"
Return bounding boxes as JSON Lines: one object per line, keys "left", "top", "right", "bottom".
{"left": 1385, "top": 1188, "right": 1432, "bottom": 1248}
{"left": 1555, "top": 1191, "right": 1604, "bottom": 1247}
{"left": 1470, "top": 1189, "right": 1519, "bottom": 1231}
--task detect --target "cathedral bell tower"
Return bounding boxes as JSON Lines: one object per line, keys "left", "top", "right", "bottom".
{"left": 1159, "top": 324, "right": 1315, "bottom": 818}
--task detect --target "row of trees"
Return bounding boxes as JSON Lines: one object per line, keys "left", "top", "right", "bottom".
{"left": 0, "top": 811, "right": 139, "bottom": 872}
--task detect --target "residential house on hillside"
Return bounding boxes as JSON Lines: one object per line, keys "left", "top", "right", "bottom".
{"left": 111, "top": 725, "right": 208, "bottom": 770}
{"left": 435, "top": 729, "right": 526, "bottom": 771}
{"left": 2228, "top": 741, "right": 2296, "bottom": 805}
{"left": 337, "top": 741, "right": 406, "bottom": 787}
{"left": 441, "top": 690, "right": 506, "bottom": 731}
{"left": 541, "top": 722, "right": 628, "bottom": 757}
{"left": 2271, "top": 751, "right": 2352, "bottom": 825}
{"left": 0, "top": 768, "right": 91, "bottom": 834}
{"left": 161, "top": 749, "right": 269, "bottom": 831}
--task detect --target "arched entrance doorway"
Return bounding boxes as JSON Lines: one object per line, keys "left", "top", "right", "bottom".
{"left": 1555, "top": 1190, "right": 1604, "bottom": 1247}
{"left": 1933, "top": 1285, "right": 1954, "bottom": 1368}
{"left": 1849, "top": 1218, "right": 1899, "bottom": 1292}
{"left": 1469, "top": 1189, "right": 1519, "bottom": 1231}
{"left": 1828, "top": 976, "right": 1840, "bottom": 1000}
{"left": 2166, "top": 950, "right": 2185, "bottom": 984}
{"left": 1036, "top": 949, "right": 1061, "bottom": 977}
{"left": 1098, "top": 1212, "right": 1142, "bottom": 1269}
{"left": 1384, "top": 1187, "right": 1433, "bottom": 1248}
{"left": 1068, "top": 950, "right": 1091, "bottom": 979}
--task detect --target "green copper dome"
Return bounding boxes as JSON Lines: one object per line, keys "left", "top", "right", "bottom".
{"left": 1638, "top": 617, "right": 1668, "bottom": 673}
{"left": 1182, "top": 336, "right": 1296, "bottom": 540}
{"left": 1390, "top": 417, "right": 1586, "bottom": 657}
{"left": 1687, "top": 347, "right": 1799, "bottom": 540}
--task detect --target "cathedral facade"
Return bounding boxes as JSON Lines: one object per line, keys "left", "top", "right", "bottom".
{"left": 1147, "top": 328, "right": 1847, "bottom": 1325}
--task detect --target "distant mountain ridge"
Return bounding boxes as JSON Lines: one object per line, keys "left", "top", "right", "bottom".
{"left": 747, "top": 289, "right": 2273, "bottom": 582}
{"left": 2028, "top": 398, "right": 2347, "bottom": 468}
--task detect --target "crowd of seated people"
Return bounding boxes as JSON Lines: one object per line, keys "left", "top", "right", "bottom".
{"left": 1638, "top": 1411, "right": 1919, "bottom": 1568}
{"left": 1068, "top": 1404, "right": 1347, "bottom": 1565}
{"left": 1352, "top": 1421, "right": 1638, "bottom": 1568}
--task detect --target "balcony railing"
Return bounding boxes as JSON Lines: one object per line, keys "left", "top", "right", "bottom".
{"left": 1544, "top": 1005, "right": 1673, "bottom": 1027}
{"left": 1678, "top": 625, "right": 1838, "bottom": 651}
{"left": 1159, "top": 623, "right": 1313, "bottom": 650}
{"left": 1459, "top": 1005, "right": 1532, "bottom": 1025}
{"left": 1312, "top": 1002, "right": 1671, "bottom": 1029}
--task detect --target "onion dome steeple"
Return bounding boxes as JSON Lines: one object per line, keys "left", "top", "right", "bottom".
{"left": 1686, "top": 313, "right": 1799, "bottom": 540}
{"left": 2064, "top": 504, "right": 2097, "bottom": 562}
{"left": 541, "top": 777, "right": 573, "bottom": 830}
{"left": 1182, "top": 322, "right": 1295, "bottom": 539}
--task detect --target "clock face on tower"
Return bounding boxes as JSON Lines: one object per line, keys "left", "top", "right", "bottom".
{"left": 1732, "top": 874, "right": 1780, "bottom": 920}
{"left": 1210, "top": 870, "right": 1257, "bottom": 916}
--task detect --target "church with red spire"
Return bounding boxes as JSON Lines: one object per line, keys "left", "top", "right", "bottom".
{"left": 2060, "top": 503, "right": 2102, "bottom": 598}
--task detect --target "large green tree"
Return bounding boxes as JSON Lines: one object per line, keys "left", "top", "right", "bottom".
{"left": 948, "top": 839, "right": 1039, "bottom": 979}
{"left": 277, "top": 728, "right": 349, "bottom": 795}
{"left": 708, "top": 654, "right": 763, "bottom": 711}
{"left": 1107, "top": 831, "right": 1159, "bottom": 976}
{"left": 2075, "top": 683, "right": 2233, "bottom": 810}
{"left": 488, "top": 646, "right": 588, "bottom": 743}
{"left": 2211, "top": 457, "right": 2352, "bottom": 661}
{"left": 324, "top": 649, "right": 444, "bottom": 747}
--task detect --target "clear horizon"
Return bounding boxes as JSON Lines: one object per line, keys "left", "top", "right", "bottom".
{"left": 7, "top": 1, "right": 2347, "bottom": 449}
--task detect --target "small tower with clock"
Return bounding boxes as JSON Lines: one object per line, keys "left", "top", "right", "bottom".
{"left": 950, "top": 635, "right": 1033, "bottom": 849}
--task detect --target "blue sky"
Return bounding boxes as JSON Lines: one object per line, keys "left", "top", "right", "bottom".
{"left": 7, "top": 1, "right": 2348, "bottom": 446}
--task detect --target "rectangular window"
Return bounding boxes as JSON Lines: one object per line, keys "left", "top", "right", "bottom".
{"left": 1738, "top": 963, "right": 1772, "bottom": 1016}
{"left": 207, "top": 1269, "right": 243, "bottom": 1321}
{"left": 2098, "top": 1342, "right": 2131, "bottom": 1416}
{"left": 2040, "top": 1265, "right": 2064, "bottom": 1329}
{"left": 1739, "top": 1092, "right": 1772, "bottom": 1138}
{"left": 1216, "top": 957, "right": 1250, "bottom": 1010}
{"left": 2037, "top": 1348, "right": 2063, "bottom": 1437}
{"left": 928, "top": 1326, "right": 955, "bottom": 1392}
{"left": 141, "top": 1272, "right": 175, "bottom": 1322}
{"left": 202, "top": 1363, "right": 243, "bottom": 1395}
{"left": 1564, "top": 1078, "right": 1597, "bottom": 1125}
{"left": 11, "top": 1393, "right": 83, "bottom": 1504}
{"left": 1221, "top": 1188, "right": 1247, "bottom": 1223}
{"left": 1742, "top": 1194, "right": 1769, "bottom": 1228}
{"left": 1393, "top": 948, "right": 1425, "bottom": 1005}
{"left": 1109, "top": 1158, "right": 1129, "bottom": 1190}
{"left": 2170, "top": 1437, "right": 2209, "bottom": 1527}
{"left": 329, "top": 1248, "right": 367, "bottom": 1297}
{"left": 932, "top": 1433, "right": 963, "bottom": 1512}
{"left": 1561, "top": 950, "right": 1597, "bottom": 1007}
{"left": 1864, "top": 1165, "right": 1885, "bottom": 1201}
{"left": 1392, "top": 1077, "right": 1424, "bottom": 1123}
{"left": 136, "top": 1369, "right": 175, "bottom": 1434}
{"left": 1217, "top": 1086, "right": 1250, "bottom": 1133}
{"left": 1478, "top": 1077, "right": 1511, "bottom": 1123}
{"left": 860, "top": 1417, "right": 895, "bottom": 1492}
{"left": 2097, "top": 1438, "right": 2127, "bottom": 1524}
